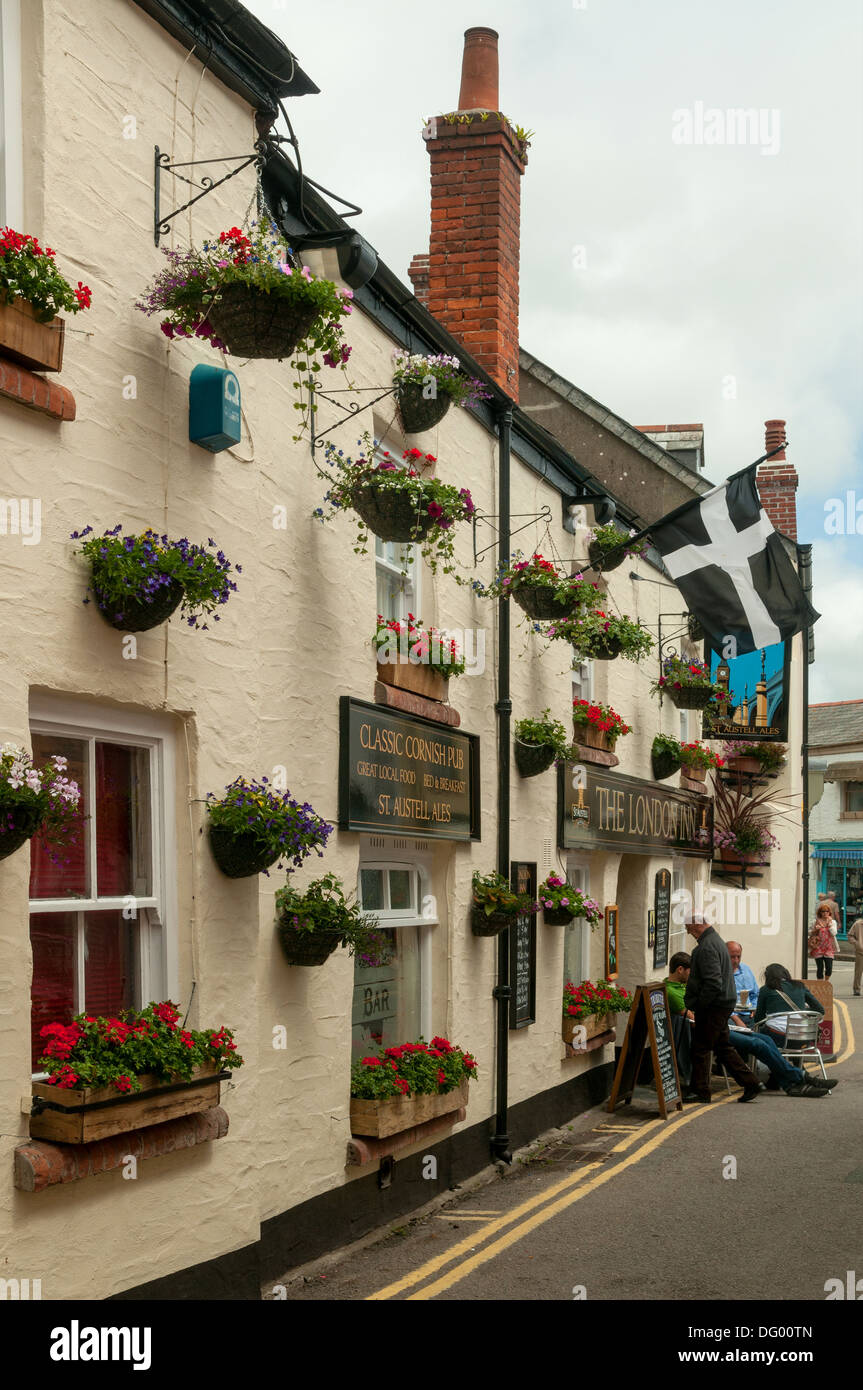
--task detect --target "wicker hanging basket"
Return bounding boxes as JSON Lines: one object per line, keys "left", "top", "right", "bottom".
{"left": 588, "top": 540, "right": 626, "bottom": 572}
{"left": 471, "top": 905, "right": 515, "bottom": 937}
{"left": 514, "top": 739, "right": 557, "bottom": 778}
{"left": 396, "top": 380, "right": 452, "bottom": 434}
{"left": 92, "top": 577, "right": 184, "bottom": 633}
{"left": 513, "top": 585, "right": 582, "bottom": 621}
{"left": 205, "top": 285, "right": 321, "bottom": 360}
{"left": 651, "top": 746, "right": 682, "bottom": 781}
{"left": 0, "top": 803, "right": 44, "bottom": 861}
{"left": 276, "top": 922, "right": 342, "bottom": 967}
{"left": 209, "top": 826, "right": 281, "bottom": 878}
{"left": 666, "top": 685, "right": 716, "bottom": 710}
{"left": 350, "top": 482, "right": 434, "bottom": 543}
{"left": 584, "top": 635, "right": 623, "bottom": 662}
{"left": 544, "top": 906, "right": 575, "bottom": 926}
{"left": 686, "top": 614, "right": 705, "bottom": 641}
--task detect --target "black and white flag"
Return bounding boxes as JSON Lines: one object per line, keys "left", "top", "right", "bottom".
{"left": 648, "top": 464, "right": 819, "bottom": 656}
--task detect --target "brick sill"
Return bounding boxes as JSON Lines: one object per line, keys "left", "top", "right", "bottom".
{"left": 564, "top": 1029, "right": 616, "bottom": 1059}
{"left": 0, "top": 354, "right": 75, "bottom": 420}
{"left": 14, "top": 1106, "right": 228, "bottom": 1191}
{"left": 374, "top": 680, "right": 461, "bottom": 727}
{"left": 346, "top": 1106, "right": 466, "bottom": 1166}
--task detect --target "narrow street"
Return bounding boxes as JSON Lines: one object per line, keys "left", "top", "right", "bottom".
{"left": 279, "top": 964, "right": 860, "bottom": 1303}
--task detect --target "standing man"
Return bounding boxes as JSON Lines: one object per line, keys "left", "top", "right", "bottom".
{"left": 684, "top": 916, "right": 760, "bottom": 1104}
{"left": 847, "top": 918, "right": 863, "bottom": 996}
{"left": 727, "top": 941, "right": 759, "bottom": 1015}
{"left": 825, "top": 891, "right": 842, "bottom": 930}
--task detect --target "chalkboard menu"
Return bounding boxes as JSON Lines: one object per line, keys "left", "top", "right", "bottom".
{"left": 649, "top": 986, "right": 680, "bottom": 1112}
{"left": 605, "top": 904, "right": 619, "bottom": 982}
{"left": 653, "top": 868, "right": 671, "bottom": 970}
{"left": 509, "top": 861, "right": 537, "bottom": 1029}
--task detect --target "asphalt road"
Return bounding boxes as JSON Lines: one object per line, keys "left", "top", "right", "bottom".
{"left": 278, "top": 961, "right": 861, "bottom": 1307}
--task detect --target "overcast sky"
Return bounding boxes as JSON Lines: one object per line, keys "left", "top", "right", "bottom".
{"left": 247, "top": 0, "right": 863, "bottom": 702}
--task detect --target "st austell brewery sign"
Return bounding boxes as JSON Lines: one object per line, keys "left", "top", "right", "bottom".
{"left": 702, "top": 640, "right": 790, "bottom": 742}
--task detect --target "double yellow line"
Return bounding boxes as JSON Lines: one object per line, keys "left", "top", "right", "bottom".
{"left": 368, "top": 1098, "right": 736, "bottom": 1301}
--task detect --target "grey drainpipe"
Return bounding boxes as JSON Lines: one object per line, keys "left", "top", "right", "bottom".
{"left": 491, "top": 403, "right": 513, "bottom": 1164}
{"left": 798, "top": 543, "right": 814, "bottom": 979}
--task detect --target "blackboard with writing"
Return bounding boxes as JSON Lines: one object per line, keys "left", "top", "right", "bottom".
{"left": 653, "top": 868, "right": 671, "bottom": 970}
{"left": 649, "top": 986, "right": 680, "bottom": 1112}
{"left": 608, "top": 983, "right": 682, "bottom": 1120}
{"left": 605, "top": 904, "right": 619, "bottom": 982}
{"left": 509, "top": 861, "right": 537, "bottom": 1029}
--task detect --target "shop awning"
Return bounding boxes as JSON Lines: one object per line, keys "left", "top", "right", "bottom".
{"left": 811, "top": 847, "right": 863, "bottom": 861}
{"left": 824, "top": 761, "right": 863, "bottom": 782}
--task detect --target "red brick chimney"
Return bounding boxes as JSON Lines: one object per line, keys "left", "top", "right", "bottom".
{"left": 757, "top": 419, "right": 798, "bottom": 540}
{"left": 408, "top": 28, "right": 527, "bottom": 399}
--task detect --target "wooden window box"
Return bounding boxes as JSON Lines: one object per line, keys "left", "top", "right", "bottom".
{"left": 0, "top": 298, "right": 65, "bottom": 372}
{"left": 350, "top": 1081, "right": 469, "bottom": 1138}
{"left": 29, "top": 1063, "right": 226, "bottom": 1144}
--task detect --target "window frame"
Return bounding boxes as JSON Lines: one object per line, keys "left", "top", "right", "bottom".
{"left": 28, "top": 696, "right": 178, "bottom": 1043}
{"left": 563, "top": 853, "right": 592, "bottom": 986}
{"left": 355, "top": 851, "right": 435, "bottom": 1042}
{"left": 841, "top": 782, "right": 863, "bottom": 820}
{"left": 0, "top": 0, "right": 23, "bottom": 228}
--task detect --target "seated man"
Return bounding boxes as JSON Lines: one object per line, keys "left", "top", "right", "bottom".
{"left": 664, "top": 952, "right": 694, "bottom": 1088}
{"left": 727, "top": 940, "right": 758, "bottom": 1017}
{"left": 728, "top": 1011, "right": 837, "bottom": 1096}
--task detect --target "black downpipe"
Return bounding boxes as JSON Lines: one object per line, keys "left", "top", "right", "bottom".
{"left": 799, "top": 543, "right": 813, "bottom": 979}
{"left": 491, "top": 404, "right": 513, "bottom": 1164}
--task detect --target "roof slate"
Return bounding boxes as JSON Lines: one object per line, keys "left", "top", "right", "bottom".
{"left": 809, "top": 701, "right": 863, "bottom": 749}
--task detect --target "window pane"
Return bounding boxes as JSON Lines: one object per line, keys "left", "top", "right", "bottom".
{"left": 30, "top": 911, "right": 77, "bottom": 1067}
{"left": 563, "top": 864, "right": 588, "bottom": 984}
{"left": 29, "top": 735, "right": 88, "bottom": 900}
{"left": 95, "top": 742, "right": 152, "bottom": 897}
{"left": 351, "top": 925, "right": 420, "bottom": 1059}
{"left": 847, "top": 782, "right": 863, "bottom": 812}
{"left": 389, "top": 869, "right": 412, "bottom": 911}
{"left": 84, "top": 910, "right": 135, "bottom": 1017}
{"left": 360, "top": 869, "right": 384, "bottom": 911}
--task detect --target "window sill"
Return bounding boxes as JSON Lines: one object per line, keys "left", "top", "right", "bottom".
{"left": 346, "top": 1105, "right": 467, "bottom": 1166}
{"left": 564, "top": 1029, "right": 616, "bottom": 1059}
{"left": 0, "top": 354, "right": 76, "bottom": 421}
{"left": 14, "top": 1106, "right": 229, "bottom": 1192}
{"left": 374, "top": 680, "right": 461, "bottom": 727}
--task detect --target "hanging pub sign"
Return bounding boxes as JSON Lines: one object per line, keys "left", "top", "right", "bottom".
{"left": 702, "top": 640, "right": 789, "bottom": 742}
{"left": 653, "top": 868, "right": 672, "bottom": 970}
{"left": 339, "top": 697, "right": 480, "bottom": 841}
{"left": 558, "top": 765, "right": 713, "bottom": 858}
{"left": 509, "top": 862, "right": 537, "bottom": 1030}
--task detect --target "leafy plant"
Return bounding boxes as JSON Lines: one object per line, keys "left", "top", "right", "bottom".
{"left": 471, "top": 869, "right": 535, "bottom": 918}
{"left": 374, "top": 613, "right": 466, "bottom": 677}
{"left": 481, "top": 553, "right": 600, "bottom": 609}
{"left": 71, "top": 525, "right": 239, "bottom": 630}
{"left": 587, "top": 522, "right": 645, "bottom": 558}
{"left": 392, "top": 350, "right": 491, "bottom": 409}
{"left": 1, "top": 225, "right": 92, "bottom": 318}
{"left": 722, "top": 740, "right": 787, "bottom": 773}
{"left": 678, "top": 741, "right": 725, "bottom": 771}
{"left": 315, "top": 437, "right": 476, "bottom": 580}
{"left": 275, "top": 872, "right": 388, "bottom": 966}
{"left": 563, "top": 979, "right": 632, "bottom": 1020}
{"left": 707, "top": 775, "right": 796, "bottom": 861}
{"left": 547, "top": 608, "right": 655, "bottom": 662}
{"left": 651, "top": 654, "right": 722, "bottom": 698}
{"left": 350, "top": 1035, "right": 477, "bottom": 1099}
{"left": 0, "top": 744, "right": 82, "bottom": 859}
{"left": 537, "top": 875, "right": 602, "bottom": 924}
{"left": 206, "top": 776, "right": 332, "bottom": 872}
{"left": 514, "top": 709, "right": 570, "bottom": 759}
{"left": 571, "top": 699, "right": 631, "bottom": 746}
{"left": 36, "top": 1000, "right": 243, "bottom": 1094}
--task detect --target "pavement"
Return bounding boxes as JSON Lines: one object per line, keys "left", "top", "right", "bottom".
{"left": 273, "top": 961, "right": 861, "bottom": 1304}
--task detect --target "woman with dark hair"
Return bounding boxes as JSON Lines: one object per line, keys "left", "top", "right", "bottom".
{"left": 753, "top": 964, "right": 825, "bottom": 1042}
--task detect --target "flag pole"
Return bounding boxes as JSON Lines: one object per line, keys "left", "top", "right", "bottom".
{"left": 597, "top": 442, "right": 791, "bottom": 559}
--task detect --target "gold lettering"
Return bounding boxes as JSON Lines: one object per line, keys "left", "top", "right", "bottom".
{"left": 615, "top": 790, "right": 625, "bottom": 831}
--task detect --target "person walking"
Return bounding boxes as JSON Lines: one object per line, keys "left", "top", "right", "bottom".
{"left": 847, "top": 917, "right": 863, "bottom": 996}
{"left": 809, "top": 902, "right": 838, "bottom": 980}
{"left": 684, "top": 917, "right": 760, "bottom": 1104}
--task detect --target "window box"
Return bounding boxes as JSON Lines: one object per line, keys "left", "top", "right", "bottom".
{"left": 350, "top": 1079, "right": 469, "bottom": 1138}
{"left": 376, "top": 659, "right": 448, "bottom": 703}
{"left": 29, "top": 1062, "right": 225, "bottom": 1144}
{"left": 0, "top": 297, "right": 65, "bottom": 372}
{"left": 562, "top": 1012, "right": 616, "bottom": 1046}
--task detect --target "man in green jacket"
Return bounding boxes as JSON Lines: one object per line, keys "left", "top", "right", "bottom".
{"left": 684, "top": 917, "right": 760, "bottom": 1104}
{"left": 664, "top": 952, "right": 694, "bottom": 1017}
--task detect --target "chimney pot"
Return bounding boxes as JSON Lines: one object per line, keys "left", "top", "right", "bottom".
{"left": 457, "top": 27, "right": 499, "bottom": 111}
{"left": 764, "top": 418, "right": 787, "bottom": 459}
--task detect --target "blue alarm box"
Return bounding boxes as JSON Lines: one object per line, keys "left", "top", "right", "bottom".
{"left": 189, "top": 364, "right": 242, "bottom": 452}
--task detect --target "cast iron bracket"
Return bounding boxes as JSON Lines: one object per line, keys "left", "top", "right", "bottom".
{"left": 154, "top": 142, "right": 270, "bottom": 246}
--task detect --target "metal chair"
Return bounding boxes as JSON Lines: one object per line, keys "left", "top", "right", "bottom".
{"left": 755, "top": 1011, "right": 827, "bottom": 1081}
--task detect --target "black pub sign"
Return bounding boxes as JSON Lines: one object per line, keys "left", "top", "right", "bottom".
{"left": 339, "top": 697, "right": 480, "bottom": 841}
{"left": 558, "top": 765, "right": 713, "bottom": 858}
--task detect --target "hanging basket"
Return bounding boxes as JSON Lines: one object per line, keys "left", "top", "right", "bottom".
{"left": 350, "top": 482, "right": 434, "bottom": 543}
{"left": 686, "top": 614, "right": 704, "bottom": 642}
{"left": 585, "top": 636, "right": 623, "bottom": 662}
{"left": 651, "top": 746, "right": 681, "bottom": 781}
{"left": 92, "top": 576, "right": 184, "bottom": 633}
{"left": 665, "top": 685, "right": 716, "bottom": 710}
{"left": 276, "top": 921, "right": 342, "bottom": 967}
{"left": 513, "top": 584, "right": 581, "bottom": 621}
{"left": 209, "top": 825, "right": 281, "bottom": 878}
{"left": 514, "top": 739, "right": 557, "bottom": 778}
{"left": 471, "top": 905, "right": 515, "bottom": 937}
{"left": 205, "top": 285, "right": 320, "bottom": 360}
{"left": 0, "top": 803, "right": 44, "bottom": 862}
{"left": 544, "top": 907, "right": 575, "bottom": 926}
{"left": 396, "top": 380, "right": 452, "bottom": 434}
{"left": 588, "top": 540, "right": 626, "bottom": 573}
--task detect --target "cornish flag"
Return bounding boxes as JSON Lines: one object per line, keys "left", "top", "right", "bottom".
{"left": 648, "top": 465, "right": 819, "bottom": 655}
